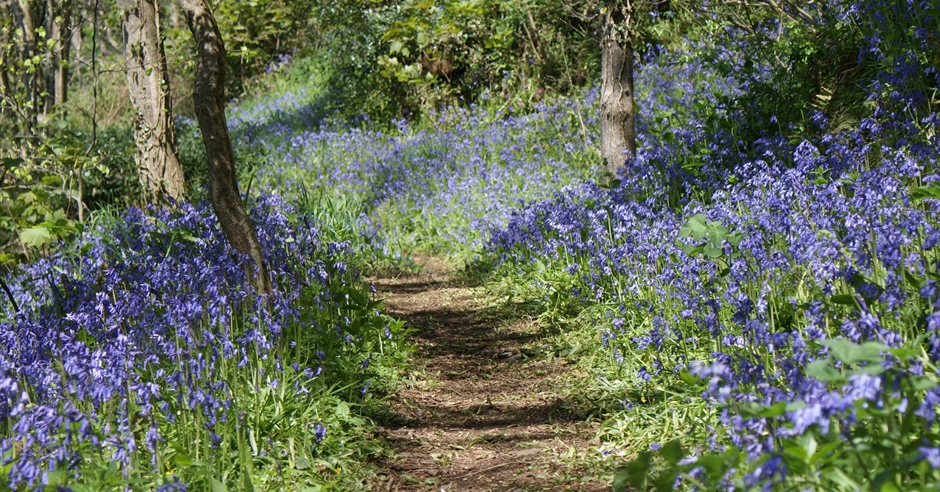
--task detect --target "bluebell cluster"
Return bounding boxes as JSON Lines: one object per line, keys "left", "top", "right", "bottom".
{"left": 228, "top": 84, "right": 601, "bottom": 253}
{"left": 0, "top": 195, "right": 391, "bottom": 487}
{"left": 486, "top": 2, "right": 940, "bottom": 488}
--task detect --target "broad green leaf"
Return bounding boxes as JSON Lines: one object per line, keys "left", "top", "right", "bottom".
{"left": 20, "top": 226, "right": 53, "bottom": 247}
{"left": 660, "top": 439, "right": 685, "bottom": 466}
{"left": 17, "top": 191, "right": 38, "bottom": 205}
{"left": 210, "top": 478, "right": 229, "bottom": 492}
{"left": 706, "top": 222, "right": 729, "bottom": 244}
{"left": 415, "top": 31, "right": 429, "bottom": 47}
{"left": 805, "top": 359, "right": 842, "bottom": 382}
{"left": 679, "top": 243, "right": 703, "bottom": 256}
{"left": 821, "top": 339, "right": 887, "bottom": 365}
{"left": 703, "top": 245, "right": 724, "bottom": 258}
{"left": 611, "top": 467, "right": 632, "bottom": 492}
{"left": 679, "top": 214, "right": 708, "bottom": 241}
{"left": 1, "top": 157, "right": 23, "bottom": 170}
{"left": 613, "top": 451, "right": 652, "bottom": 491}
{"left": 653, "top": 469, "right": 680, "bottom": 492}
{"left": 172, "top": 451, "right": 193, "bottom": 467}
{"left": 697, "top": 448, "right": 740, "bottom": 484}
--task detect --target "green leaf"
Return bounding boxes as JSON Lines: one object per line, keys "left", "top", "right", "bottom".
{"left": 210, "top": 478, "right": 229, "bottom": 492}
{"left": 242, "top": 467, "right": 255, "bottom": 492}
{"left": 847, "top": 365, "right": 887, "bottom": 377}
{"left": 805, "top": 359, "right": 842, "bottom": 382}
{"left": 679, "top": 214, "right": 708, "bottom": 241}
{"left": 911, "top": 184, "right": 940, "bottom": 203}
{"left": 17, "top": 191, "right": 38, "bottom": 205}
{"left": 703, "top": 245, "right": 724, "bottom": 258}
{"left": 782, "top": 439, "right": 808, "bottom": 463}
{"left": 20, "top": 226, "right": 53, "bottom": 247}
{"left": 910, "top": 376, "right": 938, "bottom": 391}
{"left": 887, "top": 345, "right": 921, "bottom": 359}
{"left": 172, "top": 451, "right": 193, "bottom": 467}
{"left": 809, "top": 440, "right": 842, "bottom": 465}
{"left": 829, "top": 294, "right": 857, "bottom": 306}
{"left": 660, "top": 439, "right": 685, "bottom": 466}
{"left": 821, "top": 339, "right": 887, "bottom": 365}
{"left": 697, "top": 448, "right": 740, "bottom": 484}
{"left": 1, "top": 157, "right": 23, "bottom": 170}
{"left": 825, "top": 468, "right": 861, "bottom": 490}
{"left": 613, "top": 451, "right": 652, "bottom": 491}
{"left": 740, "top": 401, "right": 787, "bottom": 418}
{"left": 679, "top": 370, "right": 702, "bottom": 386}
{"left": 415, "top": 31, "right": 429, "bottom": 47}
{"left": 706, "top": 222, "right": 729, "bottom": 244}
{"left": 679, "top": 243, "right": 703, "bottom": 256}
{"left": 801, "top": 433, "right": 817, "bottom": 460}
{"left": 903, "top": 269, "right": 923, "bottom": 289}
{"left": 611, "top": 467, "right": 632, "bottom": 492}
{"left": 335, "top": 401, "right": 350, "bottom": 419}
{"left": 653, "top": 469, "right": 680, "bottom": 492}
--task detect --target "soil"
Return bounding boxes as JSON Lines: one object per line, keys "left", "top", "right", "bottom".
{"left": 370, "top": 257, "right": 610, "bottom": 492}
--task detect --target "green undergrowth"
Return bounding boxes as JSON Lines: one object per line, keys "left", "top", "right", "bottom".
{"left": 484, "top": 260, "right": 713, "bottom": 460}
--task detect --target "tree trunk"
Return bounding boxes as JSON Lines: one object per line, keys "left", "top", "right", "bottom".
{"left": 14, "top": 0, "right": 39, "bottom": 135}
{"left": 45, "top": 0, "right": 73, "bottom": 110}
{"left": 178, "top": 0, "right": 273, "bottom": 298}
{"left": 600, "top": 0, "right": 636, "bottom": 178}
{"left": 118, "top": 0, "right": 186, "bottom": 202}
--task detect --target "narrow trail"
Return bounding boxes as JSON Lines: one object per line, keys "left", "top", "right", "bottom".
{"left": 370, "top": 258, "right": 609, "bottom": 492}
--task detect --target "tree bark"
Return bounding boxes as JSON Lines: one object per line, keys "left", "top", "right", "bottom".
{"left": 600, "top": 0, "right": 636, "bottom": 178}
{"left": 14, "top": 0, "right": 39, "bottom": 135}
{"left": 45, "top": 0, "right": 74, "bottom": 110}
{"left": 118, "top": 0, "right": 186, "bottom": 202}
{"left": 177, "top": 0, "right": 273, "bottom": 298}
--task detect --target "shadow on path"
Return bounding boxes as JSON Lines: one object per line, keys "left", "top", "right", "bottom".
{"left": 369, "top": 260, "right": 609, "bottom": 492}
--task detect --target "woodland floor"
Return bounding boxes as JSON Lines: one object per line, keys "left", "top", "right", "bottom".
{"left": 369, "top": 257, "right": 610, "bottom": 492}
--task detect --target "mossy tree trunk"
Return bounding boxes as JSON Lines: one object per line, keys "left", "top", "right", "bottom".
{"left": 600, "top": 0, "right": 636, "bottom": 178}
{"left": 178, "top": 0, "right": 273, "bottom": 298}
{"left": 118, "top": 0, "right": 186, "bottom": 202}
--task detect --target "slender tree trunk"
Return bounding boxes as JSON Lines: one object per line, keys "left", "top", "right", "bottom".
{"left": 118, "top": 0, "right": 186, "bottom": 202}
{"left": 53, "top": 0, "right": 72, "bottom": 107}
{"left": 45, "top": 0, "right": 73, "bottom": 110}
{"left": 178, "top": 0, "right": 273, "bottom": 298}
{"left": 0, "top": 1, "right": 15, "bottom": 125}
{"left": 15, "top": 0, "right": 39, "bottom": 135}
{"left": 600, "top": 0, "right": 636, "bottom": 178}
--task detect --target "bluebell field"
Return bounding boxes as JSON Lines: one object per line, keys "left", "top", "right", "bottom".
{"left": 487, "top": 4, "right": 940, "bottom": 490}
{"left": 230, "top": 2, "right": 940, "bottom": 490}
{"left": 4, "top": 0, "right": 940, "bottom": 489}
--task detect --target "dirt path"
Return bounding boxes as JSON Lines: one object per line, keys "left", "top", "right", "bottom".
{"left": 370, "top": 258, "right": 609, "bottom": 492}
